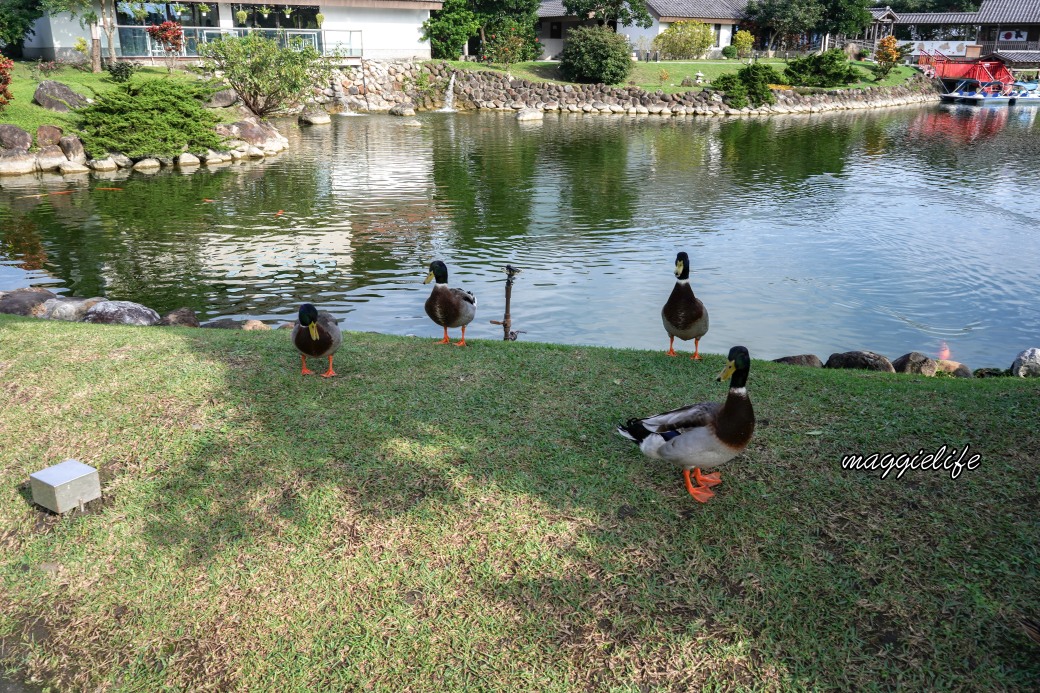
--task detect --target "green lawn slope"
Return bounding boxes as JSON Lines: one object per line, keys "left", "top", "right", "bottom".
{"left": 0, "top": 315, "right": 1037, "bottom": 690}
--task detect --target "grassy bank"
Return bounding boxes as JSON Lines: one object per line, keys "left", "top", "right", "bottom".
{"left": 1, "top": 314, "right": 1038, "bottom": 690}
{"left": 439, "top": 59, "right": 918, "bottom": 94}
{"left": 1, "top": 62, "right": 203, "bottom": 143}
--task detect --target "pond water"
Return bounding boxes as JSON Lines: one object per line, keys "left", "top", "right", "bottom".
{"left": 2, "top": 105, "right": 1039, "bottom": 367}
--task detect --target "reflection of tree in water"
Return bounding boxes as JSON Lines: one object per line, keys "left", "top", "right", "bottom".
{"left": 718, "top": 116, "right": 859, "bottom": 183}
{"left": 1, "top": 216, "right": 47, "bottom": 271}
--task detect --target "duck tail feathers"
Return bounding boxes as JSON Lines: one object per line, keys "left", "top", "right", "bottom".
{"left": 616, "top": 418, "right": 651, "bottom": 444}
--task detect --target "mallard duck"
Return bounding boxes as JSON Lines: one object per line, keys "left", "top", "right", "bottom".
{"left": 291, "top": 303, "right": 342, "bottom": 377}
{"left": 424, "top": 260, "right": 476, "bottom": 347}
{"left": 662, "top": 251, "right": 709, "bottom": 360}
{"left": 617, "top": 346, "right": 754, "bottom": 502}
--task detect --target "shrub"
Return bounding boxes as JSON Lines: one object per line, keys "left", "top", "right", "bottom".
{"left": 651, "top": 20, "right": 714, "bottom": 59}
{"left": 483, "top": 16, "right": 540, "bottom": 67}
{"left": 721, "top": 44, "right": 737, "bottom": 59}
{"left": 197, "top": 32, "right": 333, "bottom": 117}
{"left": 713, "top": 62, "right": 782, "bottom": 108}
{"left": 30, "top": 60, "right": 62, "bottom": 81}
{"left": 0, "top": 57, "right": 13, "bottom": 112}
{"left": 107, "top": 61, "right": 140, "bottom": 83}
{"left": 422, "top": 0, "right": 480, "bottom": 60}
{"left": 784, "top": 48, "right": 858, "bottom": 87}
{"left": 560, "top": 25, "right": 633, "bottom": 85}
{"left": 76, "top": 78, "right": 223, "bottom": 159}
{"left": 732, "top": 29, "right": 754, "bottom": 58}
{"left": 873, "top": 35, "right": 910, "bottom": 80}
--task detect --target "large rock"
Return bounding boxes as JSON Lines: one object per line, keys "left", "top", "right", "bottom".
{"left": 242, "top": 319, "right": 271, "bottom": 331}
{"left": 0, "top": 288, "right": 57, "bottom": 316}
{"left": 58, "top": 160, "right": 90, "bottom": 175}
{"left": 773, "top": 354, "right": 823, "bottom": 368}
{"left": 892, "top": 351, "right": 938, "bottom": 376}
{"left": 516, "top": 108, "right": 543, "bottom": 121}
{"left": 201, "top": 318, "right": 244, "bottom": 329}
{"left": 0, "top": 152, "right": 38, "bottom": 176}
{"left": 40, "top": 296, "right": 108, "bottom": 321}
{"left": 88, "top": 157, "right": 118, "bottom": 172}
{"left": 935, "top": 359, "right": 972, "bottom": 378}
{"left": 824, "top": 350, "right": 895, "bottom": 373}
{"left": 0, "top": 124, "right": 32, "bottom": 152}
{"left": 36, "top": 125, "right": 63, "bottom": 147}
{"left": 33, "top": 80, "right": 89, "bottom": 112}
{"left": 58, "top": 136, "right": 87, "bottom": 164}
{"left": 160, "top": 307, "right": 200, "bottom": 327}
{"left": 132, "top": 158, "right": 161, "bottom": 170}
{"left": 388, "top": 104, "right": 416, "bottom": 116}
{"left": 299, "top": 110, "right": 331, "bottom": 125}
{"left": 1010, "top": 347, "right": 1040, "bottom": 377}
{"left": 215, "top": 118, "right": 287, "bottom": 151}
{"left": 35, "top": 145, "right": 68, "bottom": 171}
{"left": 176, "top": 152, "right": 201, "bottom": 167}
{"left": 206, "top": 88, "right": 239, "bottom": 108}
{"left": 83, "top": 300, "right": 161, "bottom": 326}
{"left": 111, "top": 153, "right": 133, "bottom": 168}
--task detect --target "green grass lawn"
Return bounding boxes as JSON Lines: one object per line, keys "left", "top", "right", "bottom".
{"left": 1, "top": 314, "right": 1038, "bottom": 690}
{"left": 1, "top": 62, "right": 211, "bottom": 146}
{"left": 437, "top": 59, "right": 918, "bottom": 95}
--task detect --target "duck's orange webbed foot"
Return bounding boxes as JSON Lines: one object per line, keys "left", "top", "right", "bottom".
{"left": 435, "top": 326, "right": 450, "bottom": 345}
{"left": 453, "top": 326, "right": 468, "bottom": 347}
{"left": 300, "top": 355, "right": 315, "bottom": 376}
{"left": 683, "top": 469, "right": 716, "bottom": 503}
{"left": 666, "top": 336, "right": 677, "bottom": 357}
{"left": 694, "top": 468, "right": 722, "bottom": 487}
{"left": 691, "top": 338, "right": 703, "bottom": 360}
{"left": 320, "top": 355, "right": 337, "bottom": 378}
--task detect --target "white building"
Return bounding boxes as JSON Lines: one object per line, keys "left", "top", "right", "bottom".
{"left": 23, "top": 1, "right": 442, "bottom": 62}
{"left": 537, "top": 0, "right": 745, "bottom": 59}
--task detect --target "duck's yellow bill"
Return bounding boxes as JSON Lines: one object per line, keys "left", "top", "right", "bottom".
{"left": 674, "top": 260, "right": 683, "bottom": 277}
{"left": 423, "top": 271, "right": 435, "bottom": 284}
{"left": 308, "top": 323, "right": 319, "bottom": 340}
{"left": 717, "top": 360, "right": 736, "bottom": 382}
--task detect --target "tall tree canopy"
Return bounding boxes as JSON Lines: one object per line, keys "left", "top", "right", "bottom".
{"left": 562, "top": 0, "right": 653, "bottom": 29}
{"left": 819, "top": 0, "right": 871, "bottom": 36}
{"left": 744, "top": 0, "right": 824, "bottom": 50}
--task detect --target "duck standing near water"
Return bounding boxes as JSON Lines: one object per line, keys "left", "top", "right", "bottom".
{"left": 291, "top": 303, "right": 342, "bottom": 377}
{"left": 617, "top": 346, "right": 755, "bottom": 502}
{"left": 424, "top": 260, "right": 476, "bottom": 347}
{"left": 662, "top": 251, "right": 709, "bottom": 360}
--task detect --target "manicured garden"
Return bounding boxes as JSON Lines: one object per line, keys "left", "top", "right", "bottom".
{"left": 1, "top": 315, "right": 1037, "bottom": 689}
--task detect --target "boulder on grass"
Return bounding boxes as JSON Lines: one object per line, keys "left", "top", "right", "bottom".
{"left": 83, "top": 300, "right": 161, "bottom": 326}
{"left": 1010, "top": 347, "right": 1040, "bottom": 377}
{"left": 160, "top": 307, "right": 200, "bottom": 327}
{"left": 33, "top": 81, "right": 88, "bottom": 112}
{"left": 41, "top": 296, "right": 108, "bottom": 321}
{"left": 892, "top": 351, "right": 938, "bottom": 376}
{"left": 0, "top": 288, "right": 57, "bottom": 316}
{"left": 58, "top": 135, "right": 87, "bottom": 164}
{"left": 0, "top": 124, "right": 33, "bottom": 152}
{"left": 773, "top": 354, "right": 823, "bottom": 368}
{"left": 935, "top": 359, "right": 972, "bottom": 378}
{"left": 824, "top": 350, "right": 895, "bottom": 373}
{"left": 36, "top": 125, "right": 63, "bottom": 147}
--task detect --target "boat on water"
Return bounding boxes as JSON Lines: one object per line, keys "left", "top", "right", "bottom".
{"left": 940, "top": 79, "right": 1040, "bottom": 106}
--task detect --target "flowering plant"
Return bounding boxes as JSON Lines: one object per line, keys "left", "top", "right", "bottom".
{"left": 0, "top": 57, "right": 15, "bottom": 112}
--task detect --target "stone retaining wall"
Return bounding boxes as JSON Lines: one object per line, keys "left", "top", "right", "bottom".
{"left": 319, "top": 61, "right": 940, "bottom": 116}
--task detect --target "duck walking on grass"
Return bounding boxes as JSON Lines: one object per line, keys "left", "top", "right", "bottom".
{"left": 292, "top": 303, "right": 342, "bottom": 377}
{"left": 617, "top": 346, "right": 754, "bottom": 503}
{"left": 662, "top": 251, "right": 709, "bottom": 360}
{"left": 424, "top": 260, "right": 476, "bottom": 347}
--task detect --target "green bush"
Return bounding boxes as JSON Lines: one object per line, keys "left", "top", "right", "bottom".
{"left": 712, "top": 62, "right": 782, "bottom": 109}
{"left": 76, "top": 78, "right": 224, "bottom": 159}
{"left": 559, "top": 25, "right": 633, "bottom": 85}
{"left": 721, "top": 45, "right": 737, "bottom": 59}
{"left": 483, "top": 15, "right": 541, "bottom": 64}
{"left": 198, "top": 32, "right": 332, "bottom": 117}
{"left": 784, "top": 49, "right": 857, "bottom": 87}
{"left": 106, "top": 61, "right": 140, "bottom": 83}
{"left": 651, "top": 20, "right": 714, "bottom": 59}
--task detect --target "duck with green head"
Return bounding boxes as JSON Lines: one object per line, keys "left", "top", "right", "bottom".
{"left": 617, "top": 346, "right": 755, "bottom": 502}
{"left": 662, "top": 251, "right": 709, "bottom": 360}
{"left": 291, "top": 303, "right": 342, "bottom": 377}
{"left": 424, "top": 260, "right": 476, "bottom": 347}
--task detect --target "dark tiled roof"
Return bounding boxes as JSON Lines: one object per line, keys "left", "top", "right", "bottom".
{"left": 895, "top": 12, "right": 980, "bottom": 24}
{"left": 868, "top": 6, "right": 898, "bottom": 20}
{"left": 649, "top": 0, "right": 746, "bottom": 19}
{"left": 538, "top": 0, "right": 745, "bottom": 19}
{"left": 983, "top": 50, "right": 1040, "bottom": 64}
{"left": 976, "top": 0, "right": 1040, "bottom": 23}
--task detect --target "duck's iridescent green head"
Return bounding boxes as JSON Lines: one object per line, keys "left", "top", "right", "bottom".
{"left": 298, "top": 303, "right": 320, "bottom": 340}
{"left": 674, "top": 252, "right": 691, "bottom": 280}
{"left": 717, "top": 346, "right": 751, "bottom": 388}
{"left": 424, "top": 260, "right": 449, "bottom": 285}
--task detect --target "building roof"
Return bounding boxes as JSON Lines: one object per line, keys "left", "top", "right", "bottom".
{"left": 983, "top": 50, "right": 1040, "bottom": 65}
{"left": 895, "top": 12, "right": 980, "bottom": 24}
{"left": 868, "top": 6, "right": 899, "bottom": 20}
{"left": 538, "top": 0, "right": 745, "bottom": 20}
{"left": 976, "top": 0, "right": 1040, "bottom": 23}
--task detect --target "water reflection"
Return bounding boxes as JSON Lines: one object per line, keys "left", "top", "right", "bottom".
{"left": 1, "top": 106, "right": 1038, "bottom": 367}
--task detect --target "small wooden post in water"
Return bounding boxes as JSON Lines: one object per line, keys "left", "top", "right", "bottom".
{"left": 490, "top": 264, "right": 524, "bottom": 341}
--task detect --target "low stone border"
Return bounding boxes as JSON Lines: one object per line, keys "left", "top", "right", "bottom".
{"left": 772, "top": 348, "right": 1040, "bottom": 379}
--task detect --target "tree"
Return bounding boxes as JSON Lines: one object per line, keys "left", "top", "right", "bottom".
{"left": 0, "top": 0, "right": 45, "bottom": 53}
{"left": 559, "top": 24, "right": 633, "bottom": 84}
{"left": 872, "top": 34, "right": 910, "bottom": 80}
{"left": 744, "top": 0, "right": 824, "bottom": 51}
{"left": 422, "top": 0, "right": 480, "bottom": 59}
{"left": 562, "top": 0, "right": 652, "bottom": 30}
{"left": 198, "top": 32, "right": 333, "bottom": 118}
{"left": 819, "top": 0, "right": 871, "bottom": 36}
{"left": 145, "top": 20, "right": 183, "bottom": 72}
{"left": 652, "top": 21, "right": 714, "bottom": 59}
{"left": 470, "top": 0, "right": 541, "bottom": 54}
{"left": 732, "top": 29, "right": 754, "bottom": 58}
